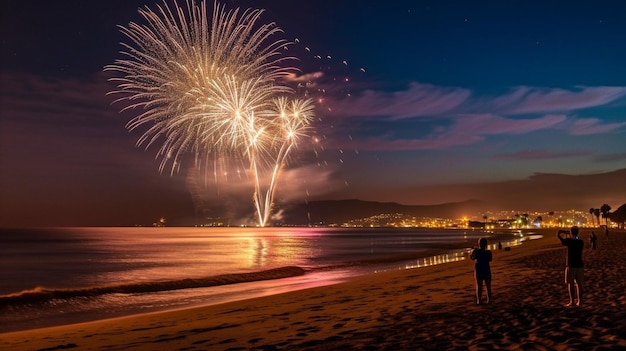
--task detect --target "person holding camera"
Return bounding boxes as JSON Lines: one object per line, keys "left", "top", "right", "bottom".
{"left": 470, "top": 237, "right": 492, "bottom": 305}
{"left": 557, "top": 226, "right": 584, "bottom": 307}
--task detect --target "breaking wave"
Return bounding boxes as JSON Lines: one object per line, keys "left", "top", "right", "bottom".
{"left": 0, "top": 266, "right": 306, "bottom": 306}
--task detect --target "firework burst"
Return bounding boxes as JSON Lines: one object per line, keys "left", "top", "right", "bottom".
{"left": 105, "top": 0, "right": 315, "bottom": 226}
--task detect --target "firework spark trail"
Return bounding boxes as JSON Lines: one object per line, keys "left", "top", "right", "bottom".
{"left": 105, "top": 0, "right": 315, "bottom": 227}
{"left": 257, "top": 97, "right": 315, "bottom": 225}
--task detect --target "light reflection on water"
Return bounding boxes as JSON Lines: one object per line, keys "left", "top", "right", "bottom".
{"left": 0, "top": 227, "right": 537, "bottom": 332}
{"left": 1, "top": 227, "right": 499, "bottom": 294}
{"left": 401, "top": 251, "right": 467, "bottom": 270}
{"left": 382, "top": 234, "right": 541, "bottom": 271}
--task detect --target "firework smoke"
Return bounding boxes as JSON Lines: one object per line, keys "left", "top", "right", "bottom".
{"left": 105, "top": 0, "right": 315, "bottom": 227}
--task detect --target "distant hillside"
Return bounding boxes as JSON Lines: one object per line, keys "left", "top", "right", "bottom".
{"left": 277, "top": 199, "right": 489, "bottom": 225}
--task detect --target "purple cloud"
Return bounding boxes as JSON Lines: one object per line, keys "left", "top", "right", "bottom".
{"left": 322, "top": 82, "right": 626, "bottom": 121}
{"left": 569, "top": 118, "right": 626, "bottom": 135}
{"left": 324, "top": 82, "right": 471, "bottom": 119}
{"left": 496, "top": 149, "right": 593, "bottom": 161}
{"left": 343, "top": 134, "right": 483, "bottom": 151}
{"left": 317, "top": 80, "right": 626, "bottom": 152}
{"left": 448, "top": 114, "right": 567, "bottom": 135}
{"left": 341, "top": 114, "right": 568, "bottom": 151}
{"left": 497, "top": 86, "right": 626, "bottom": 115}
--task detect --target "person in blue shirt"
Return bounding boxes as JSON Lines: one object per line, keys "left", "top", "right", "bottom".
{"left": 470, "top": 237, "right": 492, "bottom": 305}
{"left": 557, "top": 226, "right": 584, "bottom": 307}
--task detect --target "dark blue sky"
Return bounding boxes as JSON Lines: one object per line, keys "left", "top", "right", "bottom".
{"left": 1, "top": 0, "right": 625, "bottom": 226}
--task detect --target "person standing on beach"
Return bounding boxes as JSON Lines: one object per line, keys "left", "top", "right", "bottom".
{"left": 557, "top": 226, "right": 584, "bottom": 307}
{"left": 470, "top": 238, "right": 492, "bottom": 305}
{"left": 590, "top": 231, "right": 597, "bottom": 250}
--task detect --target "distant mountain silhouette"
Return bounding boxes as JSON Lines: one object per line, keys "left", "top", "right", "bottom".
{"left": 276, "top": 199, "right": 489, "bottom": 225}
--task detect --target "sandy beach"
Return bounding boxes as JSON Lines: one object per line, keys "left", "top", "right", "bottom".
{"left": 2, "top": 229, "right": 625, "bottom": 351}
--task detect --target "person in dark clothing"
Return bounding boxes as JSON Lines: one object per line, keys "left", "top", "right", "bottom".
{"left": 470, "top": 238, "right": 492, "bottom": 305}
{"left": 557, "top": 226, "right": 584, "bottom": 307}
{"left": 590, "top": 231, "right": 597, "bottom": 250}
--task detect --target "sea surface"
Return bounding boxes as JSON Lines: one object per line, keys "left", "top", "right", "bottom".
{"left": 0, "top": 227, "right": 525, "bottom": 333}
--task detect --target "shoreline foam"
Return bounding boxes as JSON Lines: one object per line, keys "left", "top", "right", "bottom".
{"left": 0, "top": 266, "right": 306, "bottom": 304}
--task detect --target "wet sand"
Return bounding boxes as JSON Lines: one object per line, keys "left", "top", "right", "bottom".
{"left": 2, "top": 229, "right": 625, "bottom": 350}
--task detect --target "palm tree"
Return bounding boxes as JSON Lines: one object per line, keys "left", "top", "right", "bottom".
{"left": 609, "top": 203, "right": 626, "bottom": 229}
{"left": 589, "top": 208, "right": 595, "bottom": 226}
{"left": 594, "top": 208, "right": 601, "bottom": 227}
{"left": 600, "top": 204, "right": 611, "bottom": 226}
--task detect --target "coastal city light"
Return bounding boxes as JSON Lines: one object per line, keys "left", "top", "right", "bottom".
{"left": 334, "top": 209, "right": 603, "bottom": 229}
{"left": 105, "top": 1, "right": 315, "bottom": 227}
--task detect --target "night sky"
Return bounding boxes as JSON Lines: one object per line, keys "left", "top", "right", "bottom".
{"left": 2, "top": 0, "right": 626, "bottom": 227}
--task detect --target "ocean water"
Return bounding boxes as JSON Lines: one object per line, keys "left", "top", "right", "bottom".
{"left": 0, "top": 227, "right": 522, "bottom": 332}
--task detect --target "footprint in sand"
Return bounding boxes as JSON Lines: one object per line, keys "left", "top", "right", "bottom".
{"left": 248, "top": 337, "right": 263, "bottom": 344}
